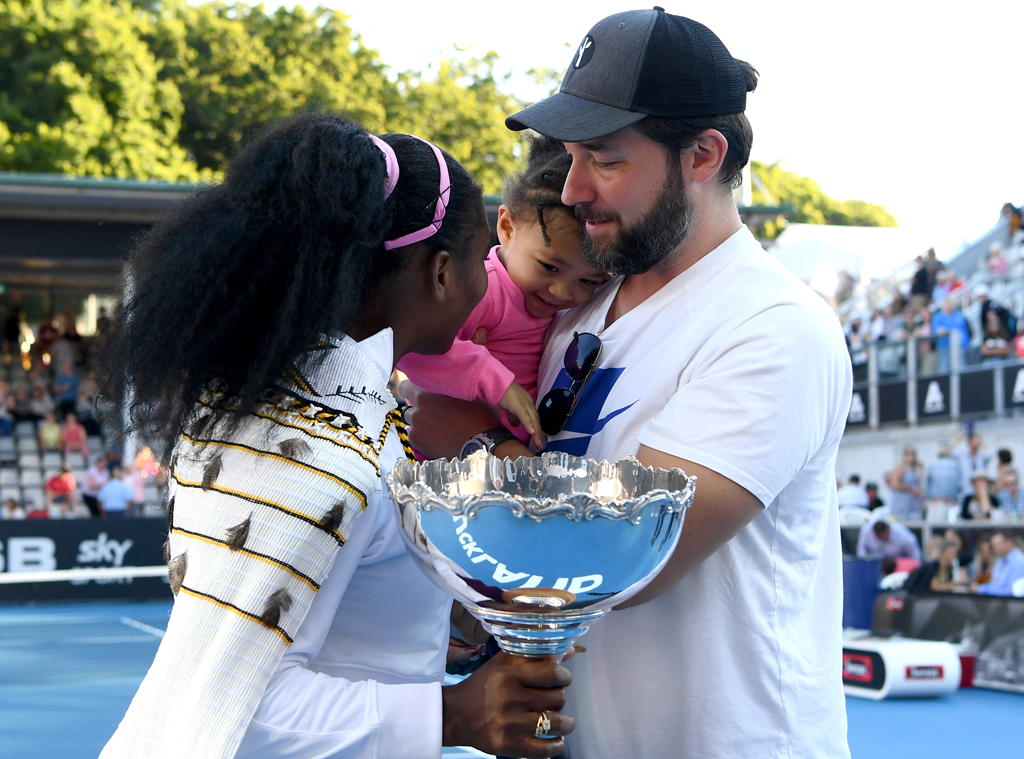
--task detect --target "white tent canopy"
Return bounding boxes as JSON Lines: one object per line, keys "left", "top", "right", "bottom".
{"left": 770, "top": 223, "right": 935, "bottom": 283}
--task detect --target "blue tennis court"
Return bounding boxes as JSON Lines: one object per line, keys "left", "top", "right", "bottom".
{"left": 1, "top": 600, "right": 1021, "bottom": 758}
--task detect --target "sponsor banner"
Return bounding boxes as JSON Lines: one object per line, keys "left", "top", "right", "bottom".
{"left": 906, "top": 665, "right": 944, "bottom": 680}
{"left": 959, "top": 369, "right": 995, "bottom": 415}
{"left": 0, "top": 519, "right": 169, "bottom": 601}
{"left": 841, "top": 648, "right": 886, "bottom": 690}
{"left": 846, "top": 384, "right": 869, "bottom": 428}
{"left": 918, "top": 375, "right": 951, "bottom": 419}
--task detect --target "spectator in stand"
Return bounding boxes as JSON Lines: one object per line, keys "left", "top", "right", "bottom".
{"left": 81, "top": 456, "right": 109, "bottom": 518}
{"left": 10, "top": 384, "right": 33, "bottom": 423}
{"left": 75, "top": 369, "right": 102, "bottom": 435}
{"left": 37, "top": 412, "right": 62, "bottom": 452}
{"left": 971, "top": 535, "right": 994, "bottom": 584}
{"left": 857, "top": 520, "right": 922, "bottom": 561}
{"left": 914, "top": 307, "right": 938, "bottom": 375}
{"left": 846, "top": 315, "right": 868, "bottom": 381}
{"left": 1004, "top": 202, "right": 1023, "bottom": 239}
{"left": 869, "top": 308, "right": 886, "bottom": 343}
{"left": 865, "top": 481, "right": 885, "bottom": 510}
{"left": 943, "top": 528, "right": 974, "bottom": 569}
{"left": 1, "top": 498, "right": 25, "bottom": 520}
{"left": 29, "top": 384, "right": 55, "bottom": 421}
{"left": 97, "top": 463, "right": 133, "bottom": 518}
{"left": 909, "top": 255, "right": 931, "bottom": 310}
{"left": 44, "top": 464, "right": 77, "bottom": 518}
{"left": 975, "top": 283, "right": 1014, "bottom": 337}
{"left": 50, "top": 331, "right": 74, "bottom": 374}
{"left": 932, "top": 298, "right": 970, "bottom": 373}
{"left": 925, "top": 443, "right": 962, "bottom": 517}
{"left": 931, "top": 269, "right": 955, "bottom": 305}
{"left": 986, "top": 242, "right": 1009, "bottom": 283}
{"left": 980, "top": 310, "right": 1011, "bottom": 364}
{"left": 52, "top": 360, "right": 80, "bottom": 418}
{"left": 995, "top": 449, "right": 1015, "bottom": 490}
{"left": 954, "top": 431, "right": 996, "bottom": 519}
{"left": 930, "top": 540, "right": 968, "bottom": 592}
{"left": 995, "top": 468, "right": 1024, "bottom": 518}
{"left": 36, "top": 318, "right": 59, "bottom": 363}
{"left": 888, "top": 445, "right": 924, "bottom": 520}
{"left": 0, "top": 381, "right": 12, "bottom": 437}
{"left": 974, "top": 530, "right": 1024, "bottom": 595}
{"left": 26, "top": 498, "right": 49, "bottom": 519}
{"left": 925, "top": 248, "right": 944, "bottom": 289}
{"left": 60, "top": 412, "right": 89, "bottom": 458}
{"left": 881, "top": 303, "right": 905, "bottom": 343}
{"left": 837, "top": 474, "right": 870, "bottom": 509}
{"left": 95, "top": 305, "right": 109, "bottom": 333}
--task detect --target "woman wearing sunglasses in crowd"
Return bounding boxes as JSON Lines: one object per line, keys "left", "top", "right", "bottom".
{"left": 100, "top": 114, "right": 573, "bottom": 759}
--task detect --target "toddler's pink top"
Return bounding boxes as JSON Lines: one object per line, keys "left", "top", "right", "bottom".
{"left": 399, "top": 247, "right": 551, "bottom": 440}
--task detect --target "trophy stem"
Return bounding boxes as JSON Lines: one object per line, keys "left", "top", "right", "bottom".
{"left": 468, "top": 602, "right": 607, "bottom": 658}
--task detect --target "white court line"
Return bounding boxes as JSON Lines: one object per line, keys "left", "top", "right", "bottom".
{"left": 0, "top": 565, "right": 167, "bottom": 584}
{"left": 120, "top": 616, "right": 166, "bottom": 638}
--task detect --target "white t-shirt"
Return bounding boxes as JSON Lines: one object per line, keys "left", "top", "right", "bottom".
{"left": 537, "top": 226, "right": 852, "bottom": 759}
{"left": 837, "top": 483, "right": 870, "bottom": 509}
{"left": 237, "top": 329, "right": 453, "bottom": 759}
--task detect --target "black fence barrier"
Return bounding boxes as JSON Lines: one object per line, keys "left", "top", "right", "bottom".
{"left": 847, "top": 334, "right": 1024, "bottom": 429}
{"left": 0, "top": 519, "right": 169, "bottom": 602}
{"left": 877, "top": 593, "right": 1024, "bottom": 694}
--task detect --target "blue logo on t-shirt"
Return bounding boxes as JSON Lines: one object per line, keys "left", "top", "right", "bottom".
{"left": 546, "top": 367, "right": 636, "bottom": 456}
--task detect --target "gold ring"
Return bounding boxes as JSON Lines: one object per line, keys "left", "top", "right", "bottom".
{"left": 535, "top": 711, "right": 552, "bottom": 737}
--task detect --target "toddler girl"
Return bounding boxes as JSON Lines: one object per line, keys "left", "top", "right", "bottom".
{"left": 399, "top": 136, "right": 609, "bottom": 448}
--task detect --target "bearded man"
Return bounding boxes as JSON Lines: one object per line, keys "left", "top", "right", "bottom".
{"left": 406, "top": 8, "right": 852, "bottom": 758}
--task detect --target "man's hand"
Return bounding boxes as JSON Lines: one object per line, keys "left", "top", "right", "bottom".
{"left": 442, "top": 652, "right": 573, "bottom": 758}
{"left": 617, "top": 445, "right": 764, "bottom": 608}
{"left": 500, "top": 382, "right": 544, "bottom": 450}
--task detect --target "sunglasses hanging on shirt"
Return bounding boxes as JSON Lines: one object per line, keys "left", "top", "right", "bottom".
{"left": 538, "top": 332, "right": 602, "bottom": 435}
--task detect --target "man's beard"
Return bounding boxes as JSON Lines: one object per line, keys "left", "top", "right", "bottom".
{"left": 578, "top": 163, "right": 691, "bottom": 276}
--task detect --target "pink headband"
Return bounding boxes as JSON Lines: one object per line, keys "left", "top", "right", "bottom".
{"left": 370, "top": 133, "right": 451, "bottom": 251}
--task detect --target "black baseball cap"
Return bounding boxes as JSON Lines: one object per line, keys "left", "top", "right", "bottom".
{"left": 506, "top": 7, "right": 752, "bottom": 142}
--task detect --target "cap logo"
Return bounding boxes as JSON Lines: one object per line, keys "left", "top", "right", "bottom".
{"left": 574, "top": 35, "right": 595, "bottom": 69}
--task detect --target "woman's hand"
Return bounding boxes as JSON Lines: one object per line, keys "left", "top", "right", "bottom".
{"left": 442, "top": 652, "right": 574, "bottom": 758}
{"left": 400, "top": 381, "right": 502, "bottom": 459}
{"left": 499, "top": 382, "right": 544, "bottom": 450}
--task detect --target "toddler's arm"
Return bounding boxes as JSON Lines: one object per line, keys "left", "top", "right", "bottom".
{"left": 399, "top": 339, "right": 516, "bottom": 408}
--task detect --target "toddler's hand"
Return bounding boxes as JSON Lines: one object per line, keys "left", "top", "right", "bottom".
{"left": 499, "top": 382, "right": 544, "bottom": 450}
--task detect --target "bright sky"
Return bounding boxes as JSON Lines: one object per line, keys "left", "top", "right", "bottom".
{"left": 269, "top": 0, "right": 1024, "bottom": 259}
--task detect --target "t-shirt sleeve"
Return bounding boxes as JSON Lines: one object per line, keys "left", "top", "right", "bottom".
{"left": 637, "top": 302, "right": 852, "bottom": 507}
{"left": 241, "top": 489, "right": 441, "bottom": 759}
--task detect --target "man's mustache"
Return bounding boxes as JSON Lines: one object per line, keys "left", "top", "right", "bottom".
{"left": 573, "top": 204, "right": 620, "bottom": 225}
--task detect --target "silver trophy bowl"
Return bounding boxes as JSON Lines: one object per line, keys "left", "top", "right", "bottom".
{"left": 386, "top": 451, "right": 695, "bottom": 658}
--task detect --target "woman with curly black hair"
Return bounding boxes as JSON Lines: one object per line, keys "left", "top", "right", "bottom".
{"left": 101, "top": 114, "right": 573, "bottom": 759}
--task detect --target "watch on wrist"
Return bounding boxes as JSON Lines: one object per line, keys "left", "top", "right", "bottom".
{"left": 459, "top": 427, "right": 517, "bottom": 459}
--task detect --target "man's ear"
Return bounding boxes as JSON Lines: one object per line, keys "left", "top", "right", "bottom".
{"left": 496, "top": 205, "right": 515, "bottom": 248}
{"left": 428, "top": 250, "right": 453, "bottom": 303}
{"left": 685, "top": 129, "right": 729, "bottom": 186}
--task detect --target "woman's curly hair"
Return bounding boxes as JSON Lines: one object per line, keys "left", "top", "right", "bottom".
{"left": 102, "top": 113, "right": 483, "bottom": 459}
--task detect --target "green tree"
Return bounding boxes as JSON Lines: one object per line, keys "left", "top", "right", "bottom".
{"left": 132, "top": 1, "right": 395, "bottom": 172}
{"left": 0, "top": 0, "right": 527, "bottom": 192}
{"left": 750, "top": 159, "right": 896, "bottom": 238}
{"left": 392, "top": 53, "right": 523, "bottom": 195}
{"left": 0, "top": 0, "right": 199, "bottom": 180}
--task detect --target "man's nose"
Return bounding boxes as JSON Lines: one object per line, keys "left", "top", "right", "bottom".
{"left": 561, "top": 161, "right": 593, "bottom": 207}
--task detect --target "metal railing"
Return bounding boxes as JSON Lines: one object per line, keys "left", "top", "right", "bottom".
{"left": 847, "top": 330, "right": 1024, "bottom": 430}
